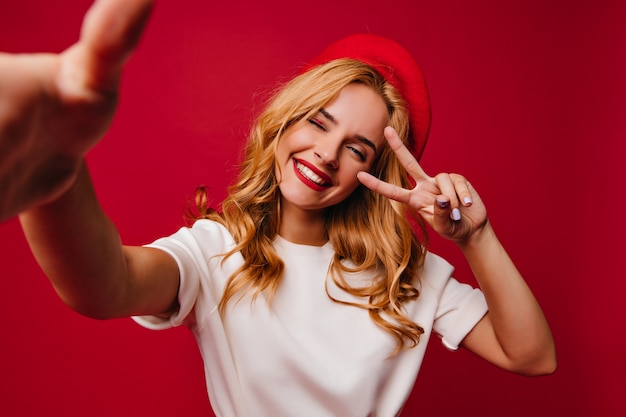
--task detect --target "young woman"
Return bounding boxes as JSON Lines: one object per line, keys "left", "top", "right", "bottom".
{"left": 6, "top": 0, "right": 556, "bottom": 416}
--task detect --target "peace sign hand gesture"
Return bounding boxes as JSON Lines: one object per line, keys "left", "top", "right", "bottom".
{"left": 360, "top": 127, "right": 557, "bottom": 376}
{"left": 357, "top": 126, "right": 488, "bottom": 243}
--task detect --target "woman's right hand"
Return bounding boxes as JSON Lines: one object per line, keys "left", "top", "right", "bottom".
{"left": 0, "top": 0, "right": 154, "bottom": 221}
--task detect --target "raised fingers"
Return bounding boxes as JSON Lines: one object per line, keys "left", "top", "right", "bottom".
{"left": 357, "top": 171, "right": 413, "bottom": 205}
{"left": 384, "top": 126, "right": 431, "bottom": 182}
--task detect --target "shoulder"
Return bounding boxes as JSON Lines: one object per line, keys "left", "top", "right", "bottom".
{"left": 187, "top": 219, "right": 233, "bottom": 240}
{"left": 147, "top": 219, "right": 236, "bottom": 255}
{"left": 421, "top": 251, "right": 455, "bottom": 286}
{"left": 179, "top": 218, "right": 232, "bottom": 241}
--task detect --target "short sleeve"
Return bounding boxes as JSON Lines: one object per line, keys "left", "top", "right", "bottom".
{"left": 132, "top": 220, "right": 237, "bottom": 331}
{"left": 420, "top": 252, "right": 488, "bottom": 351}
{"left": 132, "top": 236, "right": 200, "bottom": 329}
{"left": 433, "top": 277, "right": 487, "bottom": 350}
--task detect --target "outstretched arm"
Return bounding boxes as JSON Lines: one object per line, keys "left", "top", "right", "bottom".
{"left": 21, "top": 162, "right": 180, "bottom": 319}
{"left": 11, "top": 0, "right": 180, "bottom": 319}
{"left": 358, "top": 126, "right": 556, "bottom": 376}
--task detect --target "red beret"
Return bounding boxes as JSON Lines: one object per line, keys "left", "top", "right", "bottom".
{"left": 305, "top": 34, "right": 431, "bottom": 160}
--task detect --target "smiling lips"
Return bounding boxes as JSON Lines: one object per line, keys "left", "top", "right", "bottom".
{"left": 293, "top": 158, "right": 332, "bottom": 191}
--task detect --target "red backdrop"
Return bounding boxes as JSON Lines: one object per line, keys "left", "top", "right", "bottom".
{"left": 1, "top": 0, "right": 624, "bottom": 416}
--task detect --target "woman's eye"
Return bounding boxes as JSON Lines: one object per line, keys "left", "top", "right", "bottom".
{"left": 348, "top": 146, "right": 366, "bottom": 162}
{"left": 308, "top": 117, "right": 326, "bottom": 131}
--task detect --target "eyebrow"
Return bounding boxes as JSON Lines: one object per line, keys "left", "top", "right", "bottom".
{"left": 319, "top": 108, "right": 378, "bottom": 154}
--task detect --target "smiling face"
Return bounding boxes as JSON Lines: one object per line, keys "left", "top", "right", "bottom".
{"left": 275, "top": 82, "right": 389, "bottom": 218}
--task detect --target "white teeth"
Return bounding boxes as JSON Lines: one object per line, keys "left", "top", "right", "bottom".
{"left": 296, "top": 162, "right": 328, "bottom": 186}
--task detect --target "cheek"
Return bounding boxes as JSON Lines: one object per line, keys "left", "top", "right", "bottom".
{"left": 278, "top": 126, "right": 309, "bottom": 150}
{"left": 339, "top": 170, "right": 364, "bottom": 194}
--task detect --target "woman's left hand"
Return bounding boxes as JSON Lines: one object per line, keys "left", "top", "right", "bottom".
{"left": 357, "top": 126, "right": 488, "bottom": 243}
{"left": 360, "top": 127, "right": 557, "bottom": 376}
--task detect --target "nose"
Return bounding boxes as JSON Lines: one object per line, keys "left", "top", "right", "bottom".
{"left": 314, "top": 138, "right": 340, "bottom": 169}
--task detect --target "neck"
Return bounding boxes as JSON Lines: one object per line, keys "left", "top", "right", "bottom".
{"left": 279, "top": 200, "right": 328, "bottom": 246}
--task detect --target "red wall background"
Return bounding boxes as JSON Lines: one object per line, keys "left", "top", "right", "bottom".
{"left": 1, "top": 0, "right": 624, "bottom": 416}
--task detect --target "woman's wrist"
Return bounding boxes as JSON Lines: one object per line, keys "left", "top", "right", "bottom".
{"left": 457, "top": 220, "right": 497, "bottom": 254}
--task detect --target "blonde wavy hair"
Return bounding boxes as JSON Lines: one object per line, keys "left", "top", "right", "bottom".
{"left": 188, "top": 58, "right": 429, "bottom": 353}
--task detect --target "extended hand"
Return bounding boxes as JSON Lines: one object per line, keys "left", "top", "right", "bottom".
{"left": 357, "top": 126, "right": 488, "bottom": 242}
{"left": 0, "top": 0, "right": 154, "bottom": 221}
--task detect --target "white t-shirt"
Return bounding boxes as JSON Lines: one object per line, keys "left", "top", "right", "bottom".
{"left": 134, "top": 219, "right": 487, "bottom": 417}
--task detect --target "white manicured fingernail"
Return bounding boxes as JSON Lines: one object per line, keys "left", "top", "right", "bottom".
{"left": 452, "top": 208, "right": 461, "bottom": 221}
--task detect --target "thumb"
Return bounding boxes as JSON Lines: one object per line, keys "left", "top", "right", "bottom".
{"left": 74, "top": 0, "right": 155, "bottom": 92}
{"left": 433, "top": 197, "right": 461, "bottom": 235}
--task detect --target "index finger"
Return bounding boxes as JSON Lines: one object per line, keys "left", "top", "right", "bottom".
{"left": 384, "top": 126, "right": 431, "bottom": 181}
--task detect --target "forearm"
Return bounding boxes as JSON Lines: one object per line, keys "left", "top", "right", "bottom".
{"left": 459, "top": 223, "right": 556, "bottom": 371}
{"left": 19, "top": 160, "right": 131, "bottom": 318}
